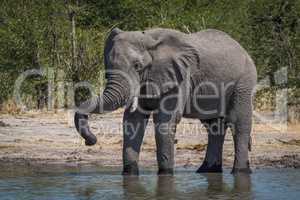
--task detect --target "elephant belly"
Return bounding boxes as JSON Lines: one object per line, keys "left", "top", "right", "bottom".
{"left": 138, "top": 97, "right": 160, "bottom": 111}
{"left": 183, "top": 98, "right": 221, "bottom": 119}
{"left": 184, "top": 76, "right": 236, "bottom": 119}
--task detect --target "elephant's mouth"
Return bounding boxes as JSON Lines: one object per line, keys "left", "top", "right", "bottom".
{"left": 140, "top": 80, "right": 161, "bottom": 99}
{"left": 126, "top": 96, "right": 139, "bottom": 113}
{"left": 125, "top": 79, "right": 161, "bottom": 113}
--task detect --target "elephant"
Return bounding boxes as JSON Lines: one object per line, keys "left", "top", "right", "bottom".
{"left": 74, "top": 27, "right": 257, "bottom": 175}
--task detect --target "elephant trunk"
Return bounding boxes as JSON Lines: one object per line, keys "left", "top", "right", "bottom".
{"left": 74, "top": 74, "right": 131, "bottom": 145}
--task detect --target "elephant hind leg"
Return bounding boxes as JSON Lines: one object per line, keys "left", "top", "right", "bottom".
{"left": 228, "top": 81, "right": 254, "bottom": 174}
{"left": 196, "top": 118, "right": 227, "bottom": 173}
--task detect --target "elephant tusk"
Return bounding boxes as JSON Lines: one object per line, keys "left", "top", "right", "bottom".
{"left": 129, "top": 96, "right": 138, "bottom": 113}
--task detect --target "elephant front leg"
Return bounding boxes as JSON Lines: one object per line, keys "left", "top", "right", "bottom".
{"left": 122, "top": 109, "right": 150, "bottom": 175}
{"left": 153, "top": 88, "right": 185, "bottom": 175}
{"left": 154, "top": 117, "right": 177, "bottom": 175}
{"left": 197, "top": 118, "right": 227, "bottom": 173}
{"left": 153, "top": 106, "right": 181, "bottom": 175}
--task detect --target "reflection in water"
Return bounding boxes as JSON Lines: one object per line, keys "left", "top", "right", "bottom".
{"left": 123, "top": 176, "right": 149, "bottom": 200}
{"left": 156, "top": 175, "right": 176, "bottom": 199}
{"left": 204, "top": 173, "right": 228, "bottom": 194}
{"left": 74, "top": 184, "right": 97, "bottom": 200}
{"left": 203, "top": 173, "right": 252, "bottom": 199}
{"left": 1, "top": 168, "right": 299, "bottom": 200}
{"left": 122, "top": 173, "right": 252, "bottom": 200}
{"left": 234, "top": 173, "right": 252, "bottom": 191}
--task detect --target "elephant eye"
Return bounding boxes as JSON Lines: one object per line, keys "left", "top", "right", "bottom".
{"left": 133, "top": 62, "right": 142, "bottom": 71}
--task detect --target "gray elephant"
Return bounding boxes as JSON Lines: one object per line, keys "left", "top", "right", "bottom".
{"left": 74, "top": 27, "right": 257, "bottom": 175}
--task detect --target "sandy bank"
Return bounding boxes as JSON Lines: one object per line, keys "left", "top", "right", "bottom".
{"left": 0, "top": 111, "right": 300, "bottom": 170}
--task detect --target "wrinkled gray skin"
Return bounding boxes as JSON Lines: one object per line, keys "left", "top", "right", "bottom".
{"left": 74, "top": 28, "right": 257, "bottom": 175}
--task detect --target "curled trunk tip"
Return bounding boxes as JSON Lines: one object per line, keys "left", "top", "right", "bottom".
{"left": 74, "top": 112, "right": 97, "bottom": 146}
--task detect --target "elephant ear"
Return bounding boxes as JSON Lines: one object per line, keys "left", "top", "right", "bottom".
{"left": 144, "top": 54, "right": 193, "bottom": 97}
{"left": 141, "top": 34, "right": 162, "bottom": 51}
{"left": 111, "top": 27, "right": 123, "bottom": 36}
{"left": 171, "top": 55, "right": 191, "bottom": 84}
{"left": 169, "top": 49, "right": 200, "bottom": 86}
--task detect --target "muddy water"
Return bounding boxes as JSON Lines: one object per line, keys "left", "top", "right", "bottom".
{"left": 0, "top": 166, "right": 299, "bottom": 200}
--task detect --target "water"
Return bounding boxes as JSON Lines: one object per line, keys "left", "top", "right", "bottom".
{"left": 0, "top": 166, "right": 299, "bottom": 200}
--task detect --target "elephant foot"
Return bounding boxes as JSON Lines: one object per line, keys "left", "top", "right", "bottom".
{"left": 231, "top": 160, "right": 252, "bottom": 174}
{"left": 231, "top": 167, "right": 252, "bottom": 174}
{"left": 196, "top": 161, "right": 222, "bottom": 173}
{"left": 158, "top": 168, "right": 174, "bottom": 175}
{"left": 122, "top": 163, "right": 139, "bottom": 176}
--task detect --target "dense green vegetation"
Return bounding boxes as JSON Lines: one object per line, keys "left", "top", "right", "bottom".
{"left": 0, "top": 0, "right": 299, "bottom": 111}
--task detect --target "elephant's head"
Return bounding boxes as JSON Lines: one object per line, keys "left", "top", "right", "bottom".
{"left": 74, "top": 28, "right": 193, "bottom": 145}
